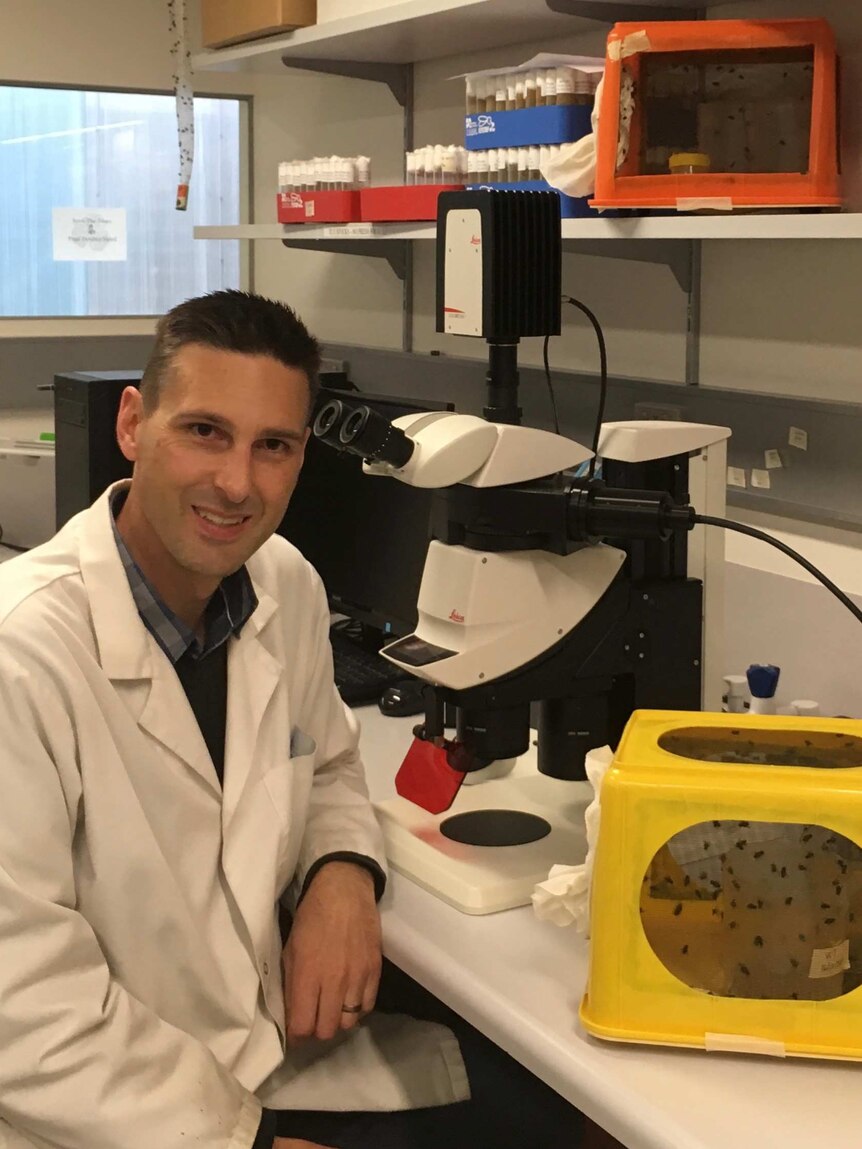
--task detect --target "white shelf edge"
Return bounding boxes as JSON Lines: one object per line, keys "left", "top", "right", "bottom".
{"left": 567, "top": 213, "right": 862, "bottom": 240}
{"left": 190, "top": 0, "right": 708, "bottom": 72}
{"left": 194, "top": 222, "right": 437, "bottom": 241}
{"left": 195, "top": 215, "right": 862, "bottom": 243}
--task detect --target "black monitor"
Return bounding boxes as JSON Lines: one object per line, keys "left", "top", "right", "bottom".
{"left": 279, "top": 388, "right": 455, "bottom": 636}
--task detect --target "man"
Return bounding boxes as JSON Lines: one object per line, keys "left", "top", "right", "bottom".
{"left": 0, "top": 291, "right": 469, "bottom": 1149}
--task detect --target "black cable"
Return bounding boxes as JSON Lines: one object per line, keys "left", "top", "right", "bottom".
{"left": 542, "top": 334, "right": 560, "bottom": 435}
{"left": 695, "top": 514, "right": 862, "bottom": 627}
{"left": 564, "top": 295, "right": 608, "bottom": 479}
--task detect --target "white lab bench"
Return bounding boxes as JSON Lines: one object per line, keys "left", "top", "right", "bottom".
{"left": 358, "top": 707, "right": 862, "bottom": 1149}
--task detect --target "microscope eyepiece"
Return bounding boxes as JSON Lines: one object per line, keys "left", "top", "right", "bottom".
{"left": 312, "top": 397, "right": 415, "bottom": 468}
{"left": 312, "top": 399, "right": 345, "bottom": 446}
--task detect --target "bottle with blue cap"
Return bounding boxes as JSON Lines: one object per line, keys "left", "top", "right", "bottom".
{"left": 746, "top": 664, "right": 781, "bottom": 715}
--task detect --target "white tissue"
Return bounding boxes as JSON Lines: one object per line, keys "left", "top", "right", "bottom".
{"left": 539, "top": 72, "right": 635, "bottom": 201}
{"left": 530, "top": 744, "right": 614, "bottom": 934}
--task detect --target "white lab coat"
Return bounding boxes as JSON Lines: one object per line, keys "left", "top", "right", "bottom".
{"left": 0, "top": 483, "right": 468, "bottom": 1149}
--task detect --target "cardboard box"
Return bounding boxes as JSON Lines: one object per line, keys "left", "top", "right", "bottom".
{"left": 201, "top": 0, "right": 316, "bottom": 48}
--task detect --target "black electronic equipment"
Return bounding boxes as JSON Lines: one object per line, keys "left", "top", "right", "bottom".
{"left": 53, "top": 371, "right": 139, "bottom": 529}
{"left": 279, "top": 388, "right": 455, "bottom": 637}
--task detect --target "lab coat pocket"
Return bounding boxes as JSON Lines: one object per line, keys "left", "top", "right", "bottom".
{"left": 289, "top": 727, "right": 317, "bottom": 758}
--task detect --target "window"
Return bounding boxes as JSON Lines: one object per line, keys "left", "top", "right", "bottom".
{"left": 0, "top": 85, "right": 243, "bottom": 317}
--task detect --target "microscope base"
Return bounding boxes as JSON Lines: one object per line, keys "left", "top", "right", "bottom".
{"left": 375, "top": 757, "right": 591, "bottom": 914}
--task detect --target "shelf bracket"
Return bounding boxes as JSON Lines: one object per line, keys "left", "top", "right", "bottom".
{"left": 562, "top": 237, "right": 694, "bottom": 292}
{"left": 563, "top": 237, "right": 701, "bottom": 384}
{"left": 545, "top": 0, "right": 704, "bottom": 20}
{"left": 281, "top": 238, "right": 410, "bottom": 281}
{"left": 685, "top": 239, "right": 702, "bottom": 387}
{"left": 279, "top": 57, "right": 414, "bottom": 108}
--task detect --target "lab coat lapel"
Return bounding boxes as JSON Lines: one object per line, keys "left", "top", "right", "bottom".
{"left": 222, "top": 587, "right": 281, "bottom": 827}
{"left": 220, "top": 590, "right": 284, "bottom": 943}
{"left": 133, "top": 659, "right": 221, "bottom": 792}
{"left": 78, "top": 482, "right": 221, "bottom": 795}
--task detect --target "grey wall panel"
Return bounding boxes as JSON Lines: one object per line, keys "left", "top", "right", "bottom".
{"left": 724, "top": 562, "right": 862, "bottom": 719}
{"left": 324, "top": 343, "right": 862, "bottom": 533}
{"left": 0, "top": 336, "right": 154, "bottom": 411}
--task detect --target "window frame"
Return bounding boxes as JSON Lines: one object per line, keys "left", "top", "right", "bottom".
{"left": 0, "top": 78, "right": 252, "bottom": 323}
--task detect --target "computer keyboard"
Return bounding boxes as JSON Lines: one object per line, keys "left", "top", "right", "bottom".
{"left": 330, "top": 629, "right": 410, "bottom": 706}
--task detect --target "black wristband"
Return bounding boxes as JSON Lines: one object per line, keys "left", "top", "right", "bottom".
{"left": 299, "top": 852, "right": 387, "bottom": 904}
{"left": 250, "top": 1106, "right": 277, "bottom": 1149}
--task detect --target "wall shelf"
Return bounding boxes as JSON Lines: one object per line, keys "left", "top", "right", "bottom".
{"left": 195, "top": 214, "right": 862, "bottom": 243}
{"left": 191, "top": 0, "right": 712, "bottom": 73}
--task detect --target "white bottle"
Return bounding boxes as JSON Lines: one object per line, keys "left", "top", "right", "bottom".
{"left": 525, "top": 70, "right": 538, "bottom": 109}
{"left": 356, "top": 155, "right": 370, "bottom": 190}
{"left": 507, "top": 146, "right": 518, "bottom": 182}
{"left": 528, "top": 145, "right": 541, "bottom": 182}
{"left": 515, "top": 73, "right": 526, "bottom": 110}
{"left": 457, "top": 146, "right": 468, "bottom": 184}
{"left": 466, "top": 149, "right": 479, "bottom": 187}
{"left": 556, "top": 66, "right": 576, "bottom": 106}
{"left": 722, "top": 675, "right": 749, "bottom": 714}
{"left": 442, "top": 145, "right": 458, "bottom": 185}
{"left": 544, "top": 67, "right": 557, "bottom": 106}
{"left": 465, "top": 75, "right": 477, "bottom": 116}
{"left": 434, "top": 144, "right": 445, "bottom": 184}
{"left": 495, "top": 72, "right": 507, "bottom": 113}
{"left": 506, "top": 72, "right": 516, "bottom": 112}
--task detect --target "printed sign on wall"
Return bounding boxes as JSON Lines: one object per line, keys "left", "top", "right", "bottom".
{"left": 52, "top": 208, "right": 128, "bottom": 261}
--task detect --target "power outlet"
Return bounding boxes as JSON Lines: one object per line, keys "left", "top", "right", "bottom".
{"left": 634, "top": 402, "right": 683, "bottom": 421}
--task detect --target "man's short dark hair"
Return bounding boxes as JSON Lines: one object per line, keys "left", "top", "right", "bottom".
{"left": 140, "top": 290, "right": 321, "bottom": 418}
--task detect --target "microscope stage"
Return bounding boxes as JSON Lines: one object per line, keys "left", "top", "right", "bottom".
{"left": 375, "top": 756, "right": 591, "bottom": 914}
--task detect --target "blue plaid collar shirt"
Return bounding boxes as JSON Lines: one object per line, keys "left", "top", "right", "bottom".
{"left": 109, "top": 488, "right": 257, "bottom": 664}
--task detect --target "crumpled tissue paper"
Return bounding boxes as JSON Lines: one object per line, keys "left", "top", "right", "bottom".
{"left": 530, "top": 744, "right": 614, "bottom": 934}
{"left": 539, "top": 72, "right": 635, "bottom": 200}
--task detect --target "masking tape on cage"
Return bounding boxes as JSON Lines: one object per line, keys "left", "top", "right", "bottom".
{"left": 607, "top": 31, "right": 652, "bottom": 62}
{"left": 705, "top": 1033, "right": 787, "bottom": 1057}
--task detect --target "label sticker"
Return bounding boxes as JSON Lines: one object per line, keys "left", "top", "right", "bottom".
{"left": 809, "top": 939, "right": 850, "bottom": 980}
{"left": 727, "top": 466, "right": 747, "bottom": 489}
{"left": 789, "top": 427, "right": 809, "bottom": 451}
{"left": 750, "top": 469, "right": 771, "bottom": 490}
{"left": 764, "top": 450, "right": 783, "bottom": 470}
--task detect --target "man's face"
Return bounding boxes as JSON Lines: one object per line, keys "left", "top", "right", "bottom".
{"left": 117, "top": 343, "right": 311, "bottom": 586}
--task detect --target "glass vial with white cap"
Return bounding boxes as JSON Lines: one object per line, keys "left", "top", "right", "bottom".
{"left": 506, "top": 72, "right": 517, "bottom": 112}
{"left": 495, "top": 72, "right": 507, "bottom": 113}
{"left": 544, "top": 67, "right": 557, "bottom": 106}
{"left": 556, "top": 66, "right": 576, "bottom": 106}
{"left": 465, "top": 75, "right": 478, "bottom": 116}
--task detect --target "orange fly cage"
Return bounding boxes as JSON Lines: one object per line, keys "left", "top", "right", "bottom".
{"left": 592, "top": 19, "right": 841, "bottom": 212}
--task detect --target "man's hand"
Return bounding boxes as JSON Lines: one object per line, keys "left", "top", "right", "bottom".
{"left": 274, "top": 1139, "right": 337, "bottom": 1148}
{"left": 283, "top": 861, "right": 382, "bottom": 1045}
